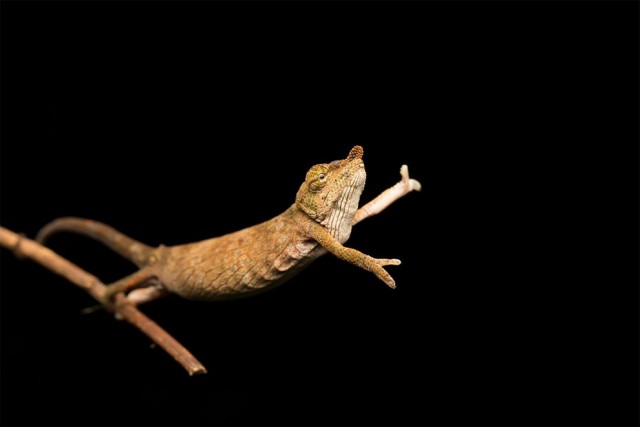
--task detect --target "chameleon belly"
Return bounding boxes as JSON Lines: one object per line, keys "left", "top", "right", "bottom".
{"left": 157, "top": 207, "right": 322, "bottom": 300}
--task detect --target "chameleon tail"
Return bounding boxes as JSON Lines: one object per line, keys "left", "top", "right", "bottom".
{"left": 36, "top": 217, "right": 155, "bottom": 267}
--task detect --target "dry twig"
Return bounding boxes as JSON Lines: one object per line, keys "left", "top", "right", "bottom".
{"left": 0, "top": 226, "right": 207, "bottom": 375}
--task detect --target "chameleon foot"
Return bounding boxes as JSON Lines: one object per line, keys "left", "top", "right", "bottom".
{"left": 126, "top": 286, "right": 170, "bottom": 306}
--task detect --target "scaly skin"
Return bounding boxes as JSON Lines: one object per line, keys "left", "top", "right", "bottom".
{"left": 36, "top": 146, "right": 421, "bottom": 303}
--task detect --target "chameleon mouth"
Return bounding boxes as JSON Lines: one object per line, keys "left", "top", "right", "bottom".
{"left": 347, "top": 145, "right": 363, "bottom": 161}
{"left": 350, "top": 166, "right": 366, "bottom": 187}
{"left": 323, "top": 164, "right": 366, "bottom": 242}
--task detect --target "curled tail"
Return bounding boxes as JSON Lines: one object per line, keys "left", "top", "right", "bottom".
{"left": 36, "top": 217, "right": 155, "bottom": 267}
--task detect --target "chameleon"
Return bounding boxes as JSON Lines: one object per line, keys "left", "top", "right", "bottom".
{"left": 36, "top": 146, "right": 422, "bottom": 306}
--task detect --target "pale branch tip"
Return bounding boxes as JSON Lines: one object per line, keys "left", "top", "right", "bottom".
{"left": 400, "top": 164, "right": 422, "bottom": 192}
{"left": 352, "top": 164, "right": 422, "bottom": 225}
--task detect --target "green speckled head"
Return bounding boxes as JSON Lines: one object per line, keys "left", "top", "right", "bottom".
{"left": 296, "top": 146, "right": 367, "bottom": 227}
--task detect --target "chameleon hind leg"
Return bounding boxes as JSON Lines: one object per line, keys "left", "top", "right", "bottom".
{"left": 103, "top": 268, "right": 157, "bottom": 302}
{"left": 81, "top": 275, "right": 167, "bottom": 316}
{"left": 107, "top": 276, "right": 169, "bottom": 321}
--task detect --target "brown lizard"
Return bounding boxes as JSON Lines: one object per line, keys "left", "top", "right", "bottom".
{"left": 36, "top": 146, "right": 422, "bottom": 306}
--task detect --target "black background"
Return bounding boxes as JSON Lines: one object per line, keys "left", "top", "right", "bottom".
{"left": 1, "top": 1, "right": 637, "bottom": 426}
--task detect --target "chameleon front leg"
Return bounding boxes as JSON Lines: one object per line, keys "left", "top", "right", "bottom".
{"left": 309, "top": 224, "right": 401, "bottom": 288}
{"left": 353, "top": 165, "right": 422, "bottom": 225}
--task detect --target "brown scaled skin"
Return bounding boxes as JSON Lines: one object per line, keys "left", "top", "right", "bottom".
{"left": 36, "top": 146, "right": 420, "bottom": 304}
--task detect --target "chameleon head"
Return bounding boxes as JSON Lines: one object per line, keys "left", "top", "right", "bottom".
{"left": 296, "top": 146, "right": 367, "bottom": 242}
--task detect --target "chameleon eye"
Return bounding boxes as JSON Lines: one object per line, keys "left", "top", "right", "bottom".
{"left": 318, "top": 173, "right": 326, "bottom": 180}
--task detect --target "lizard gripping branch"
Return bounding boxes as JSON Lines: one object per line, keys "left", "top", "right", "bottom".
{"left": 2, "top": 145, "right": 422, "bottom": 374}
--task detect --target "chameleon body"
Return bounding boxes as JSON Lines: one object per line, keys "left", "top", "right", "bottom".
{"left": 37, "top": 146, "right": 420, "bottom": 303}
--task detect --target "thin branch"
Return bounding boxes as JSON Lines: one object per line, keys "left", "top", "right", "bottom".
{"left": 0, "top": 226, "right": 207, "bottom": 376}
